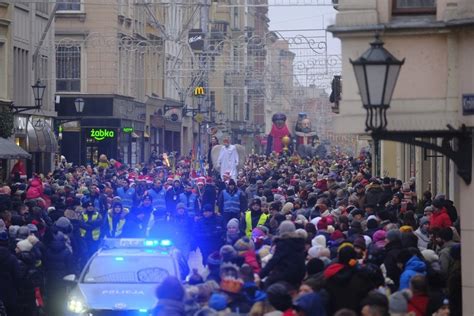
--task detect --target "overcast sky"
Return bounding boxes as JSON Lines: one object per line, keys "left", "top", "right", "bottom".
{"left": 268, "top": 5, "right": 341, "bottom": 55}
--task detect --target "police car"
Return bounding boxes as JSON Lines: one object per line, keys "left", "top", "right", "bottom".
{"left": 64, "top": 238, "right": 182, "bottom": 315}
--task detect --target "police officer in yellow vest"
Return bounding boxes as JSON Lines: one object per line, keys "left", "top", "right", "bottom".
{"left": 79, "top": 201, "right": 103, "bottom": 261}
{"left": 240, "top": 198, "right": 269, "bottom": 238}
{"left": 103, "top": 202, "right": 129, "bottom": 238}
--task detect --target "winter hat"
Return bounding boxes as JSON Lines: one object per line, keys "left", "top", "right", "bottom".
{"left": 156, "top": 276, "right": 185, "bottom": 301}
{"left": 330, "top": 230, "right": 345, "bottom": 241}
{"left": 16, "top": 239, "right": 33, "bottom": 252}
{"left": 8, "top": 225, "right": 20, "bottom": 239}
{"left": 421, "top": 249, "right": 439, "bottom": 263}
{"left": 389, "top": 290, "right": 412, "bottom": 314}
{"left": 295, "top": 228, "right": 308, "bottom": 240}
{"left": 386, "top": 229, "right": 401, "bottom": 242}
{"left": 311, "top": 235, "right": 326, "bottom": 248}
{"left": 353, "top": 236, "right": 366, "bottom": 251}
{"left": 55, "top": 217, "right": 72, "bottom": 230}
{"left": 281, "top": 202, "right": 294, "bottom": 214}
{"left": 17, "top": 226, "right": 30, "bottom": 239}
{"left": 367, "top": 218, "right": 378, "bottom": 229}
{"left": 310, "top": 216, "right": 321, "bottom": 227}
{"left": 227, "top": 218, "right": 239, "bottom": 230}
{"left": 306, "top": 258, "right": 325, "bottom": 275}
{"left": 419, "top": 217, "right": 430, "bottom": 226}
{"left": 251, "top": 227, "right": 265, "bottom": 240}
{"left": 327, "top": 225, "right": 335, "bottom": 234}
{"left": 373, "top": 230, "right": 387, "bottom": 243}
{"left": 293, "top": 293, "right": 325, "bottom": 316}
{"left": 266, "top": 282, "right": 293, "bottom": 312}
{"left": 27, "top": 223, "right": 38, "bottom": 234}
{"left": 176, "top": 202, "right": 186, "bottom": 211}
{"left": 338, "top": 245, "right": 357, "bottom": 266}
{"left": 278, "top": 220, "right": 296, "bottom": 235}
{"left": 234, "top": 237, "right": 255, "bottom": 251}
{"left": 317, "top": 217, "right": 328, "bottom": 230}
{"left": 27, "top": 235, "right": 39, "bottom": 246}
{"left": 295, "top": 214, "right": 308, "bottom": 226}
{"left": 220, "top": 245, "right": 237, "bottom": 262}
{"left": 257, "top": 245, "right": 271, "bottom": 259}
{"left": 207, "top": 251, "right": 222, "bottom": 267}
{"left": 308, "top": 246, "right": 323, "bottom": 259}
{"left": 399, "top": 225, "right": 413, "bottom": 233}
{"left": 209, "top": 293, "right": 228, "bottom": 311}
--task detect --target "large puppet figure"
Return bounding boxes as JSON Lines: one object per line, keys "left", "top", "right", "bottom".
{"left": 266, "top": 113, "right": 292, "bottom": 155}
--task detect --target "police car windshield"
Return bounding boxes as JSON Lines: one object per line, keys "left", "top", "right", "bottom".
{"left": 83, "top": 255, "right": 174, "bottom": 284}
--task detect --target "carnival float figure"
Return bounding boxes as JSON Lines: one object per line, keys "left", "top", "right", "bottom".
{"left": 266, "top": 113, "right": 292, "bottom": 155}
{"left": 211, "top": 138, "right": 246, "bottom": 181}
{"left": 294, "top": 112, "right": 327, "bottom": 159}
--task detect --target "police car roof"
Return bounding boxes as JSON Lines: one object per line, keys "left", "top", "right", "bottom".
{"left": 97, "top": 248, "right": 173, "bottom": 257}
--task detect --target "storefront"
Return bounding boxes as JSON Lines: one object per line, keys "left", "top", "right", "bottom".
{"left": 56, "top": 96, "right": 146, "bottom": 166}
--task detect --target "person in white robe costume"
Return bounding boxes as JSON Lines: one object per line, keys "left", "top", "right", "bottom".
{"left": 217, "top": 138, "right": 239, "bottom": 181}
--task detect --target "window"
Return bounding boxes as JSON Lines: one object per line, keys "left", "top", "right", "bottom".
{"left": 13, "top": 47, "right": 29, "bottom": 107}
{"left": 56, "top": 45, "right": 81, "bottom": 92}
{"left": 245, "top": 102, "right": 250, "bottom": 121}
{"left": 57, "top": 0, "right": 81, "bottom": 11}
{"left": 233, "top": 95, "right": 238, "bottom": 121}
{"left": 393, "top": 0, "right": 436, "bottom": 14}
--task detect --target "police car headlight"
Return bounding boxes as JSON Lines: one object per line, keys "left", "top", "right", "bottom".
{"left": 67, "top": 297, "right": 87, "bottom": 314}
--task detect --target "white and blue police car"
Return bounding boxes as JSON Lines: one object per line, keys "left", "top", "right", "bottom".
{"left": 64, "top": 238, "right": 182, "bottom": 315}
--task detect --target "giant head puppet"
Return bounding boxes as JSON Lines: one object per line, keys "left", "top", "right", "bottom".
{"left": 266, "top": 113, "right": 291, "bottom": 155}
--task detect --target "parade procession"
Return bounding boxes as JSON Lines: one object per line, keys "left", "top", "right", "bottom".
{"left": 0, "top": 0, "right": 473, "bottom": 315}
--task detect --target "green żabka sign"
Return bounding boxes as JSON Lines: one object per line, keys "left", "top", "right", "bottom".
{"left": 90, "top": 129, "right": 115, "bottom": 141}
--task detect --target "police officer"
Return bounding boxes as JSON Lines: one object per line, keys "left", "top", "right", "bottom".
{"left": 79, "top": 201, "right": 103, "bottom": 261}
{"left": 218, "top": 179, "right": 247, "bottom": 225}
{"left": 241, "top": 198, "right": 269, "bottom": 238}
{"left": 103, "top": 202, "right": 128, "bottom": 238}
{"left": 146, "top": 179, "right": 167, "bottom": 215}
{"left": 116, "top": 179, "right": 136, "bottom": 210}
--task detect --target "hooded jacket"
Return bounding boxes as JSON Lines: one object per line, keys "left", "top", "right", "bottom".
{"left": 429, "top": 208, "right": 452, "bottom": 229}
{"left": 259, "top": 232, "right": 306, "bottom": 288}
{"left": 399, "top": 256, "right": 427, "bottom": 290}
{"left": 43, "top": 232, "right": 74, "bottom": 282}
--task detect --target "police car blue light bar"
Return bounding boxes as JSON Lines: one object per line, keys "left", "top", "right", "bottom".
{"left": 101, "top": 238, "right": 173, "bottom": 249}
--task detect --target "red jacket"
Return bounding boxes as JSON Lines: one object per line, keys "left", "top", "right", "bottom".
{"left": 429, "top": 208, "right": 452, "bottom": 229}
{"left": 408, "top": 294, "right": 429, "bottom": 316}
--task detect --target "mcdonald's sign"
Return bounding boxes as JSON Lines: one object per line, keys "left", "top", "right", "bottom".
{"left": 194, "top": 86, "right": 205, "bottom": 96}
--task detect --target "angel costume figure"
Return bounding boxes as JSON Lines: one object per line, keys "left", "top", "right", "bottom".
{"left": 217, "top": 138, "right": 239, "bottom": 181}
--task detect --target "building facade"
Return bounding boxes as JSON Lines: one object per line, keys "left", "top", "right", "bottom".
{"left": 328, "top": 0, "right": 474, "bottom": 313}
{"left": 0, "top": 1, "right": 57, "bottom": 177}
{"left": 55, "top": 0, "right": 151, "bottom": 166}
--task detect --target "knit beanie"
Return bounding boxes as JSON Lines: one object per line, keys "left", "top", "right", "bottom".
{"left": 234, "top": 237, "right": 255, "bottom": 251}
{"left": 421, "top": 249, "right": 439, "bottom": 263}
{"left": 55, "top": 217, "right": 72, "bottom": 230}
{"left": 419, "top": 216, "right": 430, "bottom": 226}
{"left": 8, "top": 225, "right": 20, "bottom": 239}
{"left": 278, "top": 220, "right": 296, "bottom": 235}
{"left": 389, "top": 290, "right": 412, "bottom": 314}
{"left": 317, "top": 217, "right": 328, "bottom": 230}
{"left": 220, "top": 245, "right": 237, "bottom": 262}
{"left": 386, "top": 229, "right": 401, "bottom": 242}
{"left": 17, "top": 226, "right": 30, "bottom": 239}
{"left": 295, "top": 228, "right": 308, "bottom": 240}
{"left": 373, "top": 230, "right": 387, "bottom": 243}
{"left": 156, "top": 276, "right": 185, "bottom": 301}
{"left": 209, "top": 293, "right": 228, "bottom": 311}
{"left": 16, "top": 239, "right": 33, "bottom": 252}
{"left": 227, "top": 218, "right": 239, "bottom": 230}
{"left": 207, "top": 251, "right": 222, "bottom": 267}
{"left": 311, "top": 235, "right": 326, "bottom": 248}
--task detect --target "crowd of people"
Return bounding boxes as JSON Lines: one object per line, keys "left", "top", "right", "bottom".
{"left": 0, "top": 147, "right": 462, "bottom": 316}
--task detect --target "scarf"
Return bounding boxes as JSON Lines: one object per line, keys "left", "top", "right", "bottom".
{"left": 269, "top": 124, "right": 290, "bottom": 153}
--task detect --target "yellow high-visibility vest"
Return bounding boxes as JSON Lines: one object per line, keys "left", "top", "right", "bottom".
{"left": 245, "top": 211, "right": 269, "bottom": 238}
{"left": 80, "top": 212, "right": 101, "bottom": 241}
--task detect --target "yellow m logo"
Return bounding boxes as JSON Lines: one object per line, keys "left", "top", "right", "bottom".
{"left": 194, "top": 87, "right": 205, "bottom": 96}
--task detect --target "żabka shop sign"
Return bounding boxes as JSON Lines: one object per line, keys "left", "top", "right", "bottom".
{"left": 90, "top": 129, "right": 115, "bottom": 141}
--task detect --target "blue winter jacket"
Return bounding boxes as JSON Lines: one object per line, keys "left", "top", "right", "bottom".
{"left": 399, "top": 255, "right": 427, "bottom": 290}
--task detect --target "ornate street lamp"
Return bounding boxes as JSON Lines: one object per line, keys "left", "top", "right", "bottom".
{"left": 11, "top": 80, "right": 46, "bottom": 114}
{"left": 32, "top": 80, "right": 46, "bottom": 109}
{"left": 350, "top": 35, "right": 404, "bottom": 132}
{"left": 351, "top": 35, "right": 472, "bottom": 184}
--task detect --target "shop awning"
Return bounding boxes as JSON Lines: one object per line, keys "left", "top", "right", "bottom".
{"left": 0, "top": 138, "right": 31, "bottom": 159}
{"left": 27, "top": 118, "right": 58, "bottom": 153}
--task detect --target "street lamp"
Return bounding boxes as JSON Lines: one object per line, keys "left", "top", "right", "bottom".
{"left": 351, "top": 35, "right": 472, "bottom": 184}
{"left": 32, "top": 80, "right": 46, "bottom": 109}
{"left": 11, "top": 80, "right": 46, "bottom": 114}
{"left": 350, "top": 35, "right": 404, "bottom": 132}
{"left": 74, "top": 98, "right": 85, "bottom": 113}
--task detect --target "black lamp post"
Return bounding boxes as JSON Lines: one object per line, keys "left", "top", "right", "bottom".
{"left": 11, "top": 80, "right": 46, "bottom": 114}
{"left": 351, "top": 35, "right": 472, "bottom": 184}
